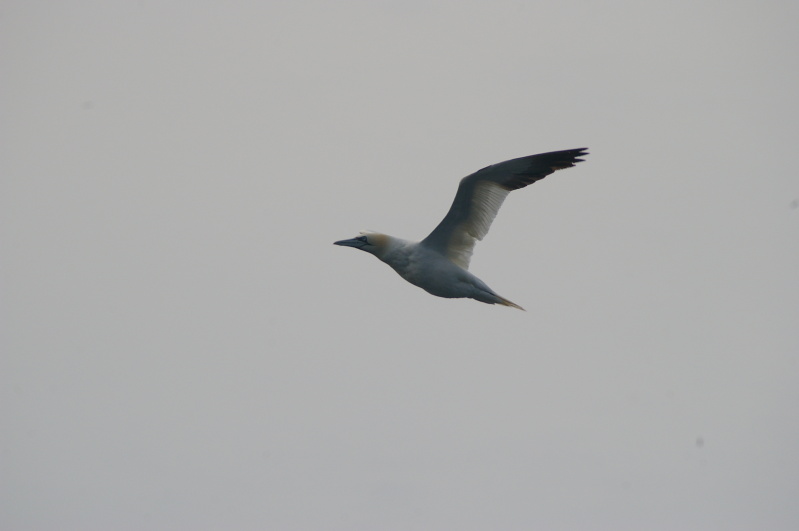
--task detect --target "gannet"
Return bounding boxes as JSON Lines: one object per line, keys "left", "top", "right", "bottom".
{"left": 334, "top": 148, "right": 588, "bottom": 310}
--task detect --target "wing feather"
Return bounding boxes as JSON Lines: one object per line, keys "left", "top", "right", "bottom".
{"left": 421, "top": 148, "right": 588, "bottom": 269}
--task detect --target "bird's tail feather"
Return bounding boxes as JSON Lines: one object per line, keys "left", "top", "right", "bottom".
{"left": 496, "top": 295, "right": 525, "bottom": 311}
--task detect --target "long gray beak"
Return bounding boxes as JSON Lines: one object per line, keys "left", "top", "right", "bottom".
{"left": 333, "top": 238, "right": 364, "bottom": 248}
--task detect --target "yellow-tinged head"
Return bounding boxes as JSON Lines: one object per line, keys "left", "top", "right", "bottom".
{"left": 333, "top": 230, "right": 390, "bottom": 257}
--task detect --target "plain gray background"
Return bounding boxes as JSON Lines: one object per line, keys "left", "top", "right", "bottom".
{"left": 3, "top": 1, "right": 798, "bottom": 530}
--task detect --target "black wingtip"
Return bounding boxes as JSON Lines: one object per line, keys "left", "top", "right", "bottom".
{"left": 500, "top": 148, "right": 589, "bottom": 190}
{"left": 563, "top": 147, "right": 589, "bottom": 162}
{"left": 538, "top": 147, "right": 589, "bottom": 170}
{"left": 559, "top": 147, "right": 589, "bottom": 160}
{"left": 573, "top": 147, "right": 589, "bottom": 162}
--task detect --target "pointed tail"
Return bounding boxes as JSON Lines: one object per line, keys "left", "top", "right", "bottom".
{"left": 496, "top": 295, "right": 525, "bottom": 311}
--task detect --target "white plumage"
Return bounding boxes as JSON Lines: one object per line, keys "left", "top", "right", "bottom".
{"left": 334, "top": 148, "right": 588, "bottom": 310}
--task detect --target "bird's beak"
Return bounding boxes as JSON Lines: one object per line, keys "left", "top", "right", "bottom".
{"left": 334, "top": 238, "right": 364, "bottom": 248}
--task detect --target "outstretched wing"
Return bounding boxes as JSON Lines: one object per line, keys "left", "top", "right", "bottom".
{"left": 420, "top": 148, "right": 588, "bottom": 269}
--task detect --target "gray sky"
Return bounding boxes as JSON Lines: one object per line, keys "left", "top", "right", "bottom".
{"left": 2, "top": 1, "right": 798, "bottom": 529}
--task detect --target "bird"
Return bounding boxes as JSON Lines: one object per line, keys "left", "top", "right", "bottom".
{"left": 334, "top": 148, "right": 588, "bottom": 310}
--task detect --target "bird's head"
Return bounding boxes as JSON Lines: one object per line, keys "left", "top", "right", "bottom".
{"left": 333, "top": 230, "right": 389, "bottom": 257}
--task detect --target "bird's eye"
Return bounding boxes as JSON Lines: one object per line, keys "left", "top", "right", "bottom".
{"left": 356, "top": 236, "right": 368, "bottom": 243}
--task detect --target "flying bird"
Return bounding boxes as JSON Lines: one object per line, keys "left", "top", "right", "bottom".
{"left": 334, "top": 148, "right": 588, "bottom": 310}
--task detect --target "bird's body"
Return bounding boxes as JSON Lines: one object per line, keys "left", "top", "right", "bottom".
{"left": 335, "top": 148, "right": 588, "bottom": 310}
{"left": 371, "top": 235, "right": 520, "bottom": 307}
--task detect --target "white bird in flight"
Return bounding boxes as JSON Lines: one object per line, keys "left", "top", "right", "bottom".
{"left": 334, "top": 148, "right": 588, "bottom": 310}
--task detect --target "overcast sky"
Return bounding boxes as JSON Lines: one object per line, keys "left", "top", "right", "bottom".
{"left": 2, "top": 1, "right": 798, "bottom": 530}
